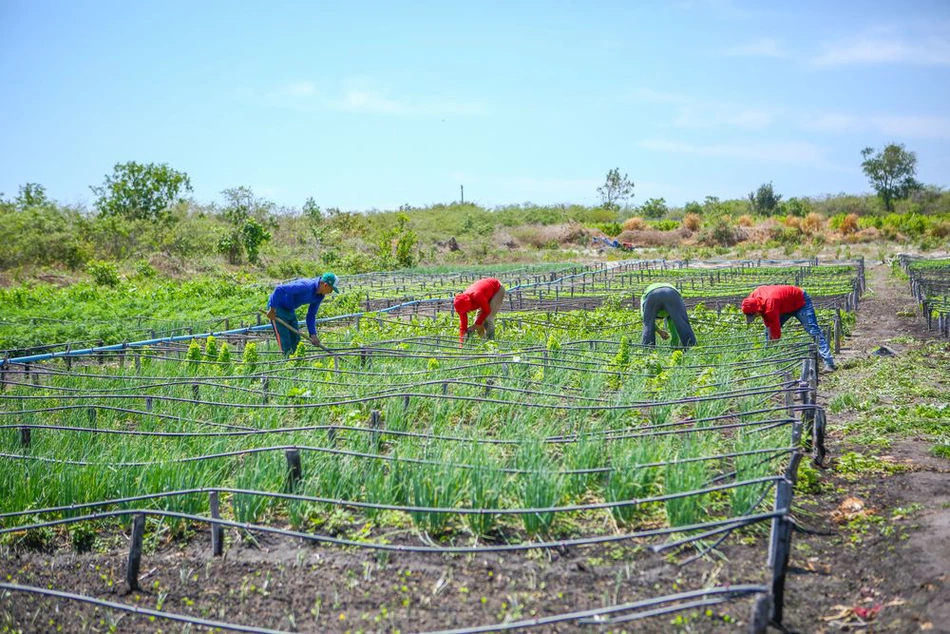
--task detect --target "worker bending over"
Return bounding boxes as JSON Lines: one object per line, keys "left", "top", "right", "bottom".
{"left": 454, "top": 278, "right": 506, "bottom": 344}
{"left": 741, "top": 284, "right": 835, "bottom": 371}
{"left": 266, "top": 273, "right": 338, "bottom": 355}
{"left": 640, "top": 283, "right": 697, "bottom": 347}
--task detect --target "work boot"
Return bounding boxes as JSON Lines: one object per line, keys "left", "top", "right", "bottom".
{"left": 823, "top": 361, "right": 837, "bottom": 372}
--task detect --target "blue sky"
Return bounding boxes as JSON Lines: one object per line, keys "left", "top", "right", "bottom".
{"left": 2, "top": 0, "right": 949, "bottom": 211}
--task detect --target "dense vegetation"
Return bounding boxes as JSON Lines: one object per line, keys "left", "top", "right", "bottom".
{"left": 2, "top": 169, "right": 948, "bottom": 283}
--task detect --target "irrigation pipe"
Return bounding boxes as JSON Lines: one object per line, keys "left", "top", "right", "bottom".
{"left": 0, "top": 505, "right": 787, "bottom": 554}
{"left": 0, "top": 583, "right": 290, "bottom": 634}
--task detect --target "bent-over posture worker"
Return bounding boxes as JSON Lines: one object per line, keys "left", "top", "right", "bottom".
{"left": 454, "top": 278, "right": 506, "bottom": 344}
{"left": 640, "top": 282, "right": 697, "bottom": 347}
{"left": 741, "top": 284, "right": 835, "bottom": 371}
{"left": 266, "top": 273, "right": 338, "bottom": 355}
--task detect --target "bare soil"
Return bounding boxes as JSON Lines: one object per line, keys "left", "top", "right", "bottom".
{"left": 778, "top": 261, "right": 950, "bottom": 633}
{"left": 2, "top": 261, "right": 948, "bottom": 633}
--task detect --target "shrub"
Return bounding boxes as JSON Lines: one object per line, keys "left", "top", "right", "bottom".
{"left": 801, "top": 212, "right": 824, "bottom": 235}
{"left": 622, "top": 217, "right": 646, "bottom": 231}
{"left": 783, "top": 216, "right": 802, "bottom": 230}
{"left": 699, "top": 217, "right": 744, "bottom": 247}
{"left": 927, "top": 220, "right": 950, "bottom": 238}
{"left": 86, "top": 260, "right": 121, "bottom": 287}
{"left": 510, "top": 223, "right": 591, "bottom": 248}
{"left": 204, "top": 336, "right": 218, "bottom": 360}
{"left": 186, "top": 339, "right": 202, "bottom": 365}
{"left": 594, "top": 222, "right": 623, "bottom": 237}
{"left": 682, "top": 213, "right": 702, "bottom": 232}
{"left": 217, "top": 342, "right": 232, "bottom": 366}
{"left": 737, "top": 214, "right": 754, "bottom": 227}
{"left": 241, "top": 342, "right": 259, "bottom": 373}
{"left": 133, "top": 259, "right": 157, "bottom": 277}
{"left": 839, "top": 213, "right": 859, "bottom": 235}
{"left": 651, "top": 219, "right": 680, "bottom": 231}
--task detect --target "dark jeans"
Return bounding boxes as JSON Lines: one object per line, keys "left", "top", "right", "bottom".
{"left": 641, "top": 287, "right": 697, "bottom": 347}
{"left": 270, "top": 306, "right": 300, "bottom": 355}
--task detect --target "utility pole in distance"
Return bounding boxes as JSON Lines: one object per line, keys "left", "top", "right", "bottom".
{"left": 460, "top": 185, "right": 464, "bottom": 204}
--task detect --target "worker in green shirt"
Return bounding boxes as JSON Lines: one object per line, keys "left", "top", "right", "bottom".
{"left": 640, "top": 283, "right": 697, "bottom": 347}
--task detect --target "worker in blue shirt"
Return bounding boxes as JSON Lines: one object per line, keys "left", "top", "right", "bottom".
{"left": 265, "top": 273, "right": 338, "bottom": 355}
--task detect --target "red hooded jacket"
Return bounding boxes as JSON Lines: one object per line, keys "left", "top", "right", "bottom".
{"left": 454, "top": 278, "right": 502, "bottom": 343}
{"left": 741, "top": 285, "right": 805, "bottom": 340}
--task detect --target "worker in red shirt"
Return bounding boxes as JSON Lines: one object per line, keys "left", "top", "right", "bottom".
{"left": 454, "top": 278, "right": 506, "bottom": 344}
{"left": 741, "top": 285, "right": 836, "bottom": 371}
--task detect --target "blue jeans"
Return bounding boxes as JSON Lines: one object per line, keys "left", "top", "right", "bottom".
{"left": 773, "top": 291, "right": 834, "bottom": 367}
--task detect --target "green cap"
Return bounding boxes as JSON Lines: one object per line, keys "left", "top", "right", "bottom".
{"left": 320, "top": 272, "right": 339, "bottom": 293}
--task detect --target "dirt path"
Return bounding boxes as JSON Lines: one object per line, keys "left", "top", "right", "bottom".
{"left": 781, "top": 261, "right": 950, "bottom": 633}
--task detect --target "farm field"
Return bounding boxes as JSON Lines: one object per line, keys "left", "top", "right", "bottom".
{"left": 1, "top": 256, "right": 948, "bottom": 633}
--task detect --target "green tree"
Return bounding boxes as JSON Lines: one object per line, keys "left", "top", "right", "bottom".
{"left": 216, "top": 187, "right": 274, "bottom": 264}
{"left": 302, "top": 196, "right": 322, "bottom": 223}
{"left": 91, "top": 162, "right": 192, "bottom": 222}
{"left": 15, "top": 183, "right": 51, "bottom": 209}
{"left": 597, "top": 168, "right": 635, "bottom": 211}
{"left": 747, "top": 182, "right": 782, "bottom": 215}
{"left": 861, "top": 144, "right": 922, "bottom": 212}
{"left": 373, "top": 213, "right": 418, "bottom": 269}
{"left": 639, "top": 197, "right": 668, "bottom": 219}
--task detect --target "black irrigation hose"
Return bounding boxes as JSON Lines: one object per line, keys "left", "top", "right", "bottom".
{"left": 0, "top": 478, "right": 784, "bottom": 525}
{"left": 0, "top": 407, "right": 797, "bottom": 449}
{"left": 0, "top": 379, "right": 801, "bottom": 412}
{"left": 0, "top": 505, "right": 787, "bottom": 554}
{"left": 0, "top": 435, "right": 796, "bottom": 478}
{"left": 0, "top": 582, "right": 289, "bottom": 634}
{"left": 425, "top": 585, "right": 769, "bottom": 633}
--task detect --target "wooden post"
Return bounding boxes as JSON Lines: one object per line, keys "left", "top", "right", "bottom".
{"left": 285, "top": 448, "right": 302, "bottom": 492}
{"left": 768, "top": 479, "right": 794, "bottom": 626}
{"left": 833, "top": 309, "right": 842, "bottom": 354}
{"left": 192, "top": 383, "right": 200, "bottom": 400}
{"left": 145, "top": 397, "right": 153, "bottom": 412}
{"left": 19, "top": 427, "right": 31, "bottom": 447}
{"left": 261, "top": 377, "right": 269, "bottom": 404}
{"left": 87, "top": 408, "right": 97, "bottom": 427}
{"left": 126, "top": 513, "right": 146, "bottom": 591}
{"left": 370, "top": 409, "right": 382, "bottom": 449}
{"left": 210, "top": 490, "right": 224, "bottom": 557}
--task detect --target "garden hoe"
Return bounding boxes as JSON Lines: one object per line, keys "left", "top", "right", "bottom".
{"left": 259, "top": 309, "right": 335, "bottom": 357}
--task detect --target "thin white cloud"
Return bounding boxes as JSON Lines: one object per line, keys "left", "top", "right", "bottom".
{"left": 256, "top": 79, "right": 487, "bottom": 116}
{"left": 639, "top": 138, "right": 840, "bottom": 169}
{"left": 813, "top": 30, "right": 950, "bottom": 66}
{"left": 802, "top": 113, "right": 950, "bottom": 140}
{"left": 721, "top": 37, "right": 787, "bottom": 58}
{"left": 626, "top": 89, "right": 777, "bottom": 131}
{"left": 873, "top": 115, "right": 950, "bottom": 139}
{"left": 672, "top": 106, "right": 775, "bottom": 131}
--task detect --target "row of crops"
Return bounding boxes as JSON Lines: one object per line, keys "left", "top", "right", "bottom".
{"left": 899, "top": 254, "right": 950, "bottom": 338}
{"left": 1, "top": 257, "right": 864, "bottom": 361}
{"left": 0, "top": 259, "right": 859, "bottom": 633}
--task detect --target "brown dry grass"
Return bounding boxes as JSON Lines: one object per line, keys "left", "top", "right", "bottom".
{"left": 683, "top": 213, "right": 702, "bottom": 232}
{"left": 509, "top": 223, "right": 592, "bottom": 248}
{"left": 737, "top": 214, "right": 754, "bottom": 227}
{"left": 622, "top": 217, "right": 646, "bottom": 231}
{"left": 801, "top": 212, "right": 825, "bottom": 235}
{"left": 839, "top": 213, "right": 860, "bottom": 235}
{"left": 616, "top": 229, "right": 683, "bottom": 247}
